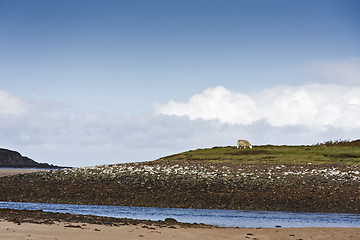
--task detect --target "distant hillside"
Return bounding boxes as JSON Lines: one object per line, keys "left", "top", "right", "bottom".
{"left": 0, "top": 148, "right": 65, "bottom": 168}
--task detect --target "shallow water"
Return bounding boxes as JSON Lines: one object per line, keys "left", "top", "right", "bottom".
{"left": 1, "top": 201, "right": 359, "bottom": 228}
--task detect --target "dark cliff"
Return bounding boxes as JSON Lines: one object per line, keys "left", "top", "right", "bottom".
{"left": 0, "top": 148, "right": 63, "bottom": 168}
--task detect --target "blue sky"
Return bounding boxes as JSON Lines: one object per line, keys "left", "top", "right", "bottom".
{"left": 0, "top": 0, "right": 359, "bottom": 167}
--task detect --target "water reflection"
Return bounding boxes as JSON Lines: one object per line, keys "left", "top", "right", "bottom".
{"left": 1, "top": 201, "right": 359, "bottom": 228}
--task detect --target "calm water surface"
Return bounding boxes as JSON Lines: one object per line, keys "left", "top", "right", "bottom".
{"left": 1, "top": 201, "right": 359, "bottom": 228}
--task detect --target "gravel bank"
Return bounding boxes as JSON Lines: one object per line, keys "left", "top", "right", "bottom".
{"left": 0, "top": 161, "right": 359, "bottom": 213}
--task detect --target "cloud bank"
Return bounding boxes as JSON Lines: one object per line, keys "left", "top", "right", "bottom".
{"left": 2, "top": 83, "right": 360, "bottom": 167}
{"left": 155, "top": 84, "right": 360, "bottom": 130}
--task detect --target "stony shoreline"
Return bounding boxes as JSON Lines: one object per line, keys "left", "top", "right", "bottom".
{"left": 0, "top": 208, "right": 205, "bottom": 228}
{"left": 1, "top": 161, "right": 359, "bottom": 213}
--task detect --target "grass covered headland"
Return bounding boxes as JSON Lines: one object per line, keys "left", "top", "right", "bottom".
{"left": 0, "top": 140, "right": 359, "bottom": 213}
{"left": 158, "top": 140, "right": 360, "bottom": 165}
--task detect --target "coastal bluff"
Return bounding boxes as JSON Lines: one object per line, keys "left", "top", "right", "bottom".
{"left": 0, "top": 148, "right": 62, "bottom": 168}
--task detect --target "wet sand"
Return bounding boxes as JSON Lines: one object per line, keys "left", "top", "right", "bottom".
{"left": 1, "top": 209, "right": 359, "bottom": 240}
{"left": 1, "top": 221, "right": 359, "bottom": 240}
{"left": 0, "top": 168, "right": 48, "bottom": 178}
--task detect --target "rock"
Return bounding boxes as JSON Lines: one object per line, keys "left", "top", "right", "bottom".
{"left": 64, "top": 224, "right": 82, "bottom": 228}
{"left": 164, "top": 218, "right": 178, "bottom": 224}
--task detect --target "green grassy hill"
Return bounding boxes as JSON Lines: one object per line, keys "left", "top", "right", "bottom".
{"left": 157, "top": 140, "right": 360, "bottom": 165}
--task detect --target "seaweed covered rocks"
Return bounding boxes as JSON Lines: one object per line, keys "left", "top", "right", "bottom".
{"left": 0, "top": 161, "right": 359, "bottom": 213}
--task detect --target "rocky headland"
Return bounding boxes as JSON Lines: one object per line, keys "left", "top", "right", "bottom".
{"left": 0, "top": 148, "right": 66, "bottom": 168}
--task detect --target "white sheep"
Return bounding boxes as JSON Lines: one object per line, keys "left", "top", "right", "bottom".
{"left": 237, "top": 139, "right": 252, "bottom": 149}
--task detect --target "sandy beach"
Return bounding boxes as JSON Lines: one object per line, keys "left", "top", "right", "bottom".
{"left": 1, "top": 221, "right": 359, "bottom": 240}
{"left": 1, "top": 208, "right": 359, "bottom": 240}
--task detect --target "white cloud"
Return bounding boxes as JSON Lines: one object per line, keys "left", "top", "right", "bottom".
{"left": 155, "top": 84, "right": 360, "bottom": 130}
{"left": 0, "top": 90, "right": 28, "bottom": 115}
{"left": 311, "top": 58, "right": 360, "bottom": 85}
{"left": 154, "top": 86, "right": 258, "bottom": 124}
